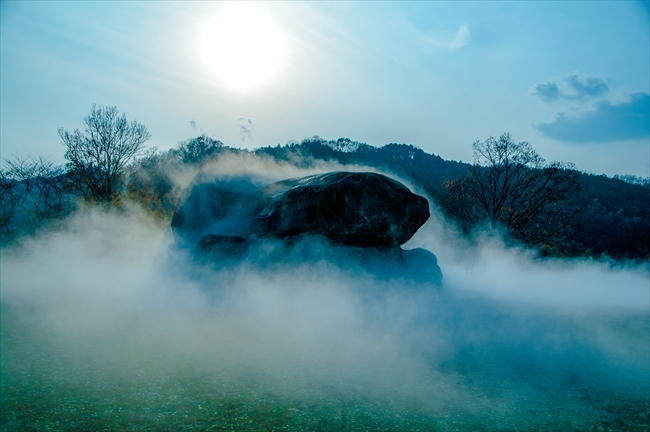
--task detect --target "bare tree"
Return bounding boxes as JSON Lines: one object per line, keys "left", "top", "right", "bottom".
{"left": 0, "top": 167, "right": 21, "bottom": 236}
{"left": 0, "top": 157, "right": 71, "bottom": 239}
{"left": 444, "top": 133, "right": 579, "bottom": 243}
{"left": 30, "top": 158, "right": 69, "bottom": 218}
{"left": 59, "top": 105, "right": 151, "bottom": 202}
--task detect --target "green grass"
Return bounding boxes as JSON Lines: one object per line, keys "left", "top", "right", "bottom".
{"left": 2, "top": 306, "right": 649, "bottom": 432}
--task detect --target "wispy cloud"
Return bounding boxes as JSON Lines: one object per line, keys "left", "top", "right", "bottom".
{"left": 533, "top": 82, "right": 561, "bottom": 103}
{"left": 565, "top": 74, "right": 609, "bottom": 99}
{"left": 419, "top": 23, "right": 471, "bottom": 52}
{"left": 532, "top": 74, "right": 609, "bottom": 103}
{"left": 535, "top": 92, "right": 650, "bottom": 143}
{"left": 449, "top": 24, "right": 471, "bottom": 51}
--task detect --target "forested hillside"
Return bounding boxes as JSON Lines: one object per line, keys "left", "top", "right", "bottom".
{"left": 2, "top": 133, "right": 649, "bottom": 260}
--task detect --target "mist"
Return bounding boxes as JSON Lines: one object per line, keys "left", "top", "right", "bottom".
{"left": 1, "top": 156, "right": 648, "bottom": 431}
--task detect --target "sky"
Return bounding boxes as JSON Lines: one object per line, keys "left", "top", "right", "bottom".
{"left": 1, "top": 0, "right": 649, "bottom": 176}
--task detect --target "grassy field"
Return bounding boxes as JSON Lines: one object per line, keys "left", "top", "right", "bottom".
{"left": 2, "top": 305, "right": 649, "bottom": 432}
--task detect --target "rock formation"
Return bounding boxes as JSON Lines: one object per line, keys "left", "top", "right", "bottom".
{"left": 172, "top": 171, "right": 442, "bottom": 285}
{"left": 251, "top": 172, "right": 430, "bottom": 248}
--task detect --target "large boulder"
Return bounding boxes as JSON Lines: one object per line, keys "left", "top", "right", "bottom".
{"left": 196, "top": 233, "right": 442, "bottom": 286}
{"left": 173, "top": 171, "right": 441, "bottom": 285}
{"left": 252, "top": 172, "right": 430, "bottom": 248}
{"left": 198, "top": 234, "right": 250, "bottom": 259}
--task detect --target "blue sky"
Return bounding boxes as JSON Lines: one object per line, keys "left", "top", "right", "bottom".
{"left": 1, "top": 1, "right": 648, "bottom": 176}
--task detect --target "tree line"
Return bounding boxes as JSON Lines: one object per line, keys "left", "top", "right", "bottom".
{"left": 2, "top": 105, "right": 648, "bottom": 259}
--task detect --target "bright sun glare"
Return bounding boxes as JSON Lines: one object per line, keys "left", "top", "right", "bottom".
{"left": 199, "top": 4, "right": 288, "bottom": 91}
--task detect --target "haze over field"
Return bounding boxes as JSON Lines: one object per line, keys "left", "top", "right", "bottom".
{"left": 2, "top": 155, "right": 649, "bottom": 430}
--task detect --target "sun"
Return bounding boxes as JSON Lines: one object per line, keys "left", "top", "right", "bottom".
{"left": 199, "top": 4, "right": 288, "bottom": 91}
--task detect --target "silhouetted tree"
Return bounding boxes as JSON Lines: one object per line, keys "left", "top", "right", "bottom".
{"left": 59, "top": 105, "right": 150, "bottom": 202}
{"left": 444, "top": 133, "right": 579, "bottom": 244}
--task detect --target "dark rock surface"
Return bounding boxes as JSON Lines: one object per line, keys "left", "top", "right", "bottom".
{"left": 198, "top": 234, "right": 250, "bottom": 261}
{"left": 195, "top": 233, "right": 442, "bottom": 285}
{"left": 175, "top": 171, "right": 441, "bottom": 285}
{"left": 400, "top": 248, "right": 442, "bottom": 284}
{"left": 272, "top": 236, "right": 442, "bottom": 285}
{"left": 252, "top": 172, "right": 430, "bottom": 247}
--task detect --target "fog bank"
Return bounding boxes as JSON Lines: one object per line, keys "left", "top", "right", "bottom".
{"left": 1, "top": 160, "right": 649, "bottom": 431}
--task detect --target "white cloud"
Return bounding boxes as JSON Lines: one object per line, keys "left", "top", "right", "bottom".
{"left": 449, "top": 24, "right": 471, "bottom": 51}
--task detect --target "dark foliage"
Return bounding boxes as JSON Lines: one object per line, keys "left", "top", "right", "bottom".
{"left": 561, "top": 174, "right": 650, "bottom": 258}
{"left": 169, "top": 134, "right": 224, "bottom": 164}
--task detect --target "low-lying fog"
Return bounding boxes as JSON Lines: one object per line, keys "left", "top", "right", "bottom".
{"left": 1, "top": 157, "right": 648, "bottom": 431}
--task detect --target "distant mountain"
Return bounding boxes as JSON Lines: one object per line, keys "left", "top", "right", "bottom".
{"left": 255, "top": 137, "right": 469, "bottom": 199}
